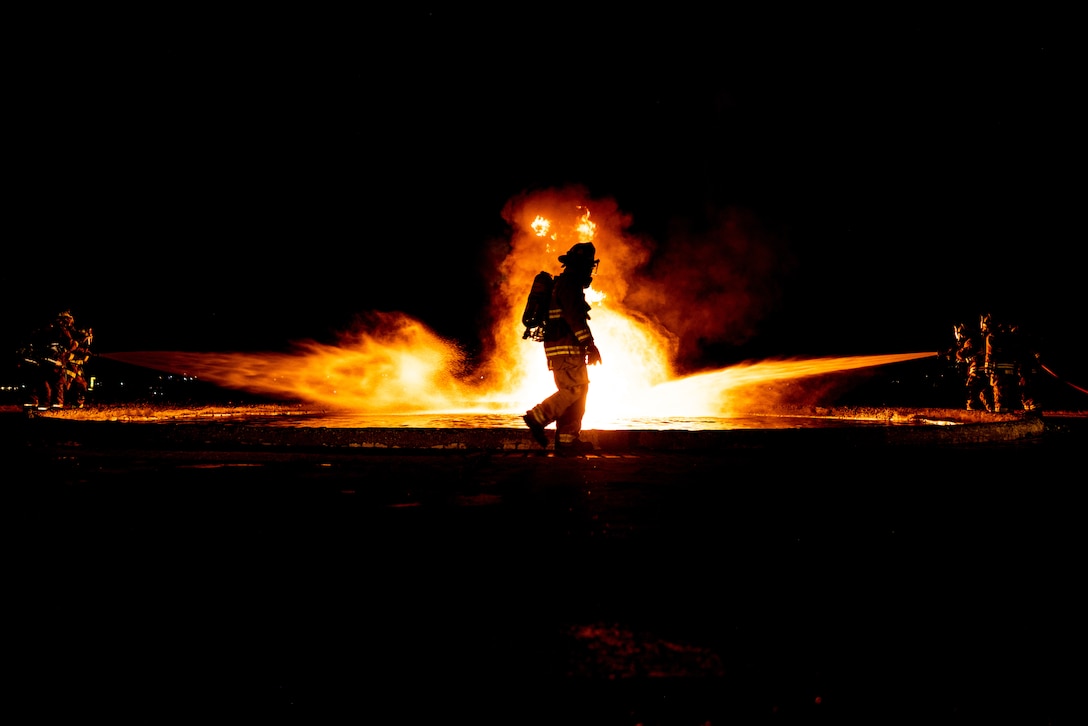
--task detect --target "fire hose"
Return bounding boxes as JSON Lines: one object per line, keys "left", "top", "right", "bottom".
{"left": 1041, "top": 363, "right": 1088, "bottom": 397}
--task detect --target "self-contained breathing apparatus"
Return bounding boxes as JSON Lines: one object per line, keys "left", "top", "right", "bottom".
{"left": 521, "top": 271, "right": 554, "bottom": 341}
{"left": 521, "top": 242, "right": 599, "bottom": 342}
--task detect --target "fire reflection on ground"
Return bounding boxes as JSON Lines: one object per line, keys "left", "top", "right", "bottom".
{"left": 50, "top": 403, "right": 960, "bottom": 431}
{"left": 246, "top": 411, "right": 918, "bottom": 431}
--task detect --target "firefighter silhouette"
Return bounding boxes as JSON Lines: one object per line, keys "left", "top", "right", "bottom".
{"left": 950, "top": 320, "right": 993, "bottom": 412}
{"left": 981, "top": 313, "right": 1020, "bottom": 413}
{"left": 64, "top": 327, "right": 94, "bottom": 408}
{"left": 19, "top": 311, "right": 78, "bottom": 410}
{"left": 523, "top": 242, "right": 603, "bottom": 455}
{"left": 1007, "top": 322, "right": 1043, "bottom": 415}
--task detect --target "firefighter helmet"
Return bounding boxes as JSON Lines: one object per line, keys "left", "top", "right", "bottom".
{"left": 558, "top": 243, "right": 599, "bottom": 273}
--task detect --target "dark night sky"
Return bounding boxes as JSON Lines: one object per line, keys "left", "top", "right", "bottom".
{"left": 5, "top": 11, "right": 1084, "bottom": 385}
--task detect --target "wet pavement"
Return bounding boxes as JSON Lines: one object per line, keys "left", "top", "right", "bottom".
{"left": 5, "top": 409, "right": 1086, "bottom": 723}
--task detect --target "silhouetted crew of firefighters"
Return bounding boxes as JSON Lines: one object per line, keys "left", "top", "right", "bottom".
{"left": 523, "top": 242, "right": 603, "bottom": 455}
{"left": 944, "top": 314, "right": 1043, "bottom": 415}
{"left": 16, "top": 310, "right": 93, "bottom": 411}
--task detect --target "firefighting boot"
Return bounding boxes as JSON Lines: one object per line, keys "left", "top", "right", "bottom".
{"left": 523, "top": 410, "right": 549, "bottom": 448}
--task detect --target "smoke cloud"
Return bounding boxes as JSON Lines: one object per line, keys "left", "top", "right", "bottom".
{"left": 485, "top": 185, "right": 795, "bottom": 374}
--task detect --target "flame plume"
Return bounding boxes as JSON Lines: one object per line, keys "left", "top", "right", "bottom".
{"left": 105, "top": 188, "right": 934, "bottom": 424}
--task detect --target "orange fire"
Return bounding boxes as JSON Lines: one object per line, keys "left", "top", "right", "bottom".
{"left": 105, "top": 188, "right": 935, "bottom": 425}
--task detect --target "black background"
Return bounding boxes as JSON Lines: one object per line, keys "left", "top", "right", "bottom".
{"left": 5, "top": 10, "right": 1083, "bottom": 385}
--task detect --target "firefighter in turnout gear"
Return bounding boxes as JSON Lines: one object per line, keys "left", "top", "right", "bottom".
{"left": 45, "top": 311, "right": 78, "bottom": 409}
{"left": 64, "top": 327, "right": 94, "bottom": 408}
{"left": 982, "top": 313, "right": 1019, "bottom": 413}
{"left": 523, "top": 242, "right": 602, "bottom": 455}
{"left": 18, "top": 311, "right": 78, "bottom": 411}
{"left": 951, "top": 320, "right": 993, "bottom": 412}
{"left": 1008, "top": 323, "right": 1043, "bottom": 415}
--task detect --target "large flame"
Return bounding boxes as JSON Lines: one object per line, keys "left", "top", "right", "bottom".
{"left": 104, "top": 189, "right": 935, "bottom": 425}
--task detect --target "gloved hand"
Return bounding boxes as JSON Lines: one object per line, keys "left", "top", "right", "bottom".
{"left": 586, "top": 343, "right": 602, "bottom": 366}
